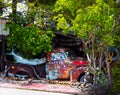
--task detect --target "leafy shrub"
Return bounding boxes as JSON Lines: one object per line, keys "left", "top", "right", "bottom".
{"left": 5, "top": 22, "right": 55, "bottom": 58}
{"left": 110, "top": 60, "right": 120, "bottom": 95}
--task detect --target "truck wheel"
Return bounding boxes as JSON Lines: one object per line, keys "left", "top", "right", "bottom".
{"left": 79, "top": 75, "right": 85, "bottom": 83}
{"left": 15, "top": 71, "right": 30, "bottom": 80}
{"left": 81, "top": 83, "right": 94, "bottom": 93}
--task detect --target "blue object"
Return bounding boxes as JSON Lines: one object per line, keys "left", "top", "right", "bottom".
{"left": 6, "top": 49, "right": 46, "bottom": 65}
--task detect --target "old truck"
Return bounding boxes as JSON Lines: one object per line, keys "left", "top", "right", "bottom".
{"left": 6, "top": 48, "right": 88, "bottom": 83}
{"left": 46, "top": 48, "right": 88, "bottom": 82}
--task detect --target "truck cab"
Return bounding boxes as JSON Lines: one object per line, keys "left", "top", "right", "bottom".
{"left": 46, "top": 48, "right": 88, "bottom": 82}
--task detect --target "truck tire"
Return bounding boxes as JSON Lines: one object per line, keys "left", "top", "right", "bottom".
{"left": 109, "top": 46, "right": 119, "bottom": 62}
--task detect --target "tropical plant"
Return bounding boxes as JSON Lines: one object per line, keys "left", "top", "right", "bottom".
{"left": 53, "top": 0, "right": 116, "bottom": 85}
{"left": 5, "top": 14, "right": 55, "bottom": 58}
{"left": 4, "top": 0, "right": 56, "bottom": 58}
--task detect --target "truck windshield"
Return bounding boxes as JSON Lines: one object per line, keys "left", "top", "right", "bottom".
{"left": 51, "top": 52, "right": 66, "bottom": 60}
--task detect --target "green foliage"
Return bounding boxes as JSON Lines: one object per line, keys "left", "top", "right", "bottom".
{"left": 53, "top": 0, "right": 117, "bottom": 88}
{"left": 53, "top": 0, "right": 95, "bottom": 17}
{"left": 110, "top": 61, "right": 120, "bottom": 95}
{"left": 53, "top": 0, "right": 96, "bottom": 33}
{"left": 53, "top": 14, "right": 70, "bottom": 34}
{"left": 53, "top": 0, "right": 115, "bottom": 47}
{"left": 5, "top": 21, "right": 55, "bottom": 58}
{"left": 113, "top": 0, "right": 120, "bottom": 49}
{"left": 27, "top": 0, "right": 56, "bottom": 5}
{"left": 3, "top": 0, "right": 56, "bottom": 58}
{"left": 72, "top": 0, "right": 114, "bottom": 46}
{"left": 95, "top": 70, "right": 108, "bottom": 86}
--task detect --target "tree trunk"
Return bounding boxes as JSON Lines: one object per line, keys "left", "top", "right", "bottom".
{"left": 105, "top": 50, "right": 112, "bottom": 87}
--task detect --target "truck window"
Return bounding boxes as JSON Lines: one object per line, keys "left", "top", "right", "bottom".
{"left": 51, "top": 52, "right": 66, "bottom": 60}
